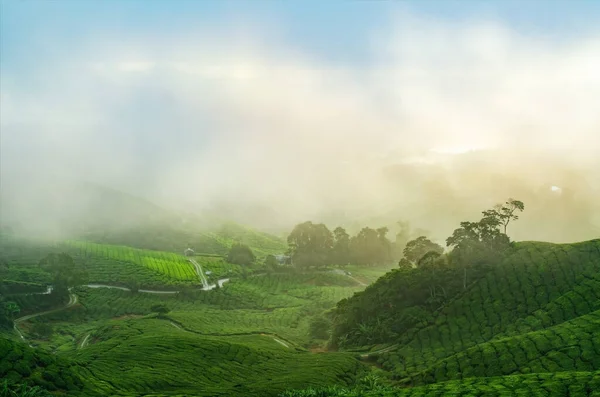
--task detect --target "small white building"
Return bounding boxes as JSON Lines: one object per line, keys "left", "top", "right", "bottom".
{"left": 184, "top": 248, "right": 195, "bottom": 257}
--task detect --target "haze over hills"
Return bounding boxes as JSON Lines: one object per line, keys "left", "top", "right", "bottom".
{"left": 1, "top": 1, "right": 600, "bottom": 396}
{"left": 2, "top": 1, "right": 599, "bottom": 244}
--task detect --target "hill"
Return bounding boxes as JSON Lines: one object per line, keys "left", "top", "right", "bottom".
{"left": 71, "top": 318, "right": 365, "bottom": 396}
{"left": 283, "top": 239, "right": 600, "bottom": 395}
{"left": 0, "top": 337, "right": 84, "bottom": 394}
{"left": 0, "top": 181, "right": 286, "bottom": 257}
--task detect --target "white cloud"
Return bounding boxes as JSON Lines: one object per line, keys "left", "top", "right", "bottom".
{"left": 1, "top": 9, "right": 599, "bottom": 241}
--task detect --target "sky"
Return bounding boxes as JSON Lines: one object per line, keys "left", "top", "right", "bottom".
{"left": 1, "top": 0, "right": 599, "bottom": 242}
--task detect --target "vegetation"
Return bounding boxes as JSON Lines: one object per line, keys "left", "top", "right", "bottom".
{"left": 227, "top": 242, "right": 256, "bottom": 266}
{"left": 3, "top": 194, "right": 600, "bottom": 396}
{"left": 287, "top": 222, "right": 401, "bottom": 269}
{"left": 62, "top": 240, "right": 198, "bottom": 284}
{"left": 0, "top": 338, "right": 83, "bottom": 393}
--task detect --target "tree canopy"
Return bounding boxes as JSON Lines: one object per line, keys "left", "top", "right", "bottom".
{"left": 227, "top": 243, "right": 256, "bottom": 266}
{"left": 38, "top": 252, "right": 87, "bottom": 296}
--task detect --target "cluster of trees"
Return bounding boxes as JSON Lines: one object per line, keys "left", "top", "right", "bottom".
{"left": 38, "top": 253, "right": 87, "bottom": 298}
{"left": 330, "top": 199, "right": 525, "bottom": 347}
{"left": 286, "top": 222, "right": 423, "bottom": 269}
{"left": 226, "top": 243, "right": 256, "bottom": 266}
{"left": 0, "top": 297, "right": 20, "bottom": 329}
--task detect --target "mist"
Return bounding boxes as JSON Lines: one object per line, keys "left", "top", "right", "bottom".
{"left": 1, "top": 7, "right": 599, "bottom": 244}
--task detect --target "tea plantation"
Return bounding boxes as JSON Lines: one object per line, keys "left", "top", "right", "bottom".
{"left": 2, "top": 238, "right": 600, "bottom": 396}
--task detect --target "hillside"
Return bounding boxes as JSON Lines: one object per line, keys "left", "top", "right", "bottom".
{"left": 285, "top": 239, "right": 600, "bottom": 395}
{"left": 0, "top": 182, "right": 286, "bottom": 257}
{"left": 0, "top": 337, "right": 84, "bottom": 393}
{"left": 3, "top": 223, "right": 600, "bottom": 395}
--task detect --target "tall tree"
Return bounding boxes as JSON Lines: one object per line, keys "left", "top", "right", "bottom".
{"left": 39, "top": 253, "right": 87, "bottom": 297}
{"left": 486, "top": 198, "right": 525, "bottom": 234}
{"left": 227, "top": 243, "right": 256, "bottom": 266}
{"left": 332, "top": 227, "right": 351, "bottom": 266}
{"left": 376, "top": 227, "right": 392, "bottom": 264}
{"left": 446, "top": 199, "right": 524, "bottom": 288}
{"left": 287, "top": 221, "right": 334, "bottom": 268}
{"left": 350, "top": 227, "right": 380, "bottom": 266}
{"left": 0, "top": 299, "right": 20, "bottom": 328}
{"left": 403, "top": 236, "right": 444, "bottom": 265}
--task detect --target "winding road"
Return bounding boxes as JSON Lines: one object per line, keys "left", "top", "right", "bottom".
{"left": 13, "top": 291, "right": 78, "bottom": 346}
{"left": 12, "top": 280, "right": 230, "bottom": 343}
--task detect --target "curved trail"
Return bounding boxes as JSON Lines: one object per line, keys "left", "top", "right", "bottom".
{"left": 359, "top": 344, "right": 397, "bottom": 358}
{"left": 331, "top": 269, "right": 368, "bottom": 287}
{"left": 167, "top": 318, "right": 292, "bottom": 349}
{"left": 79, "top": 333, "right": 91, "bottom": 349}
{"left": 14, "top": 292, "right": 78, "bottom": 345}
{"left": 12, "top": 279, "right": 231, "bottom": 342}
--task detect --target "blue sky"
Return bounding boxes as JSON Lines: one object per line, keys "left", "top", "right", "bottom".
{"left": 2, "top": 0, "right": 600, "bottom": 70}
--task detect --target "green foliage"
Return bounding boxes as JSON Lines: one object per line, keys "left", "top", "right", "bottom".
{"left": 287, "top": 222, "right": 394, "bottom": 269}
{"left": 0, "top": 338, "right": 83, "bottom": 393}
{"left": 227, "top": 242, "right": 256, "bottom": 266}
{"left": 31, "top": 323, "right": 53, "bottom": 339}
{"left": 0, "top": 380, "right": 51, "bottom": 397}
{"left": 281, "top": 371, "right": 600, "bottom": 396}
{"left": 72, "top": 319, "right": 364, "bottom": 396}
{"left": 63, "top": 240, "right": 197, "bottom": 284}
{"left": 402, "top": 236, "right": 443, "bottom": 264}
{"left": 287, "top": 222, "right": 334, "bottom": 269}
{"left": 0, "top": 281, "right": 46, "bottom": 295}
{"left": 150, "top": 304, "right": 170, "bottom": 314}
{"left": 331, "top": 227, "right": 351, "bottom": 266}
{"left": 264, "top": 254, "right": 279, "bottom": 270}
{"left": 349, "top": 227, "right": 392, "bottom": 266}
{"left": 38, "top": 252, "right": 87, "bottom": 294}
{"left": 310, "top": 316, "right": 332, "bottom": 340}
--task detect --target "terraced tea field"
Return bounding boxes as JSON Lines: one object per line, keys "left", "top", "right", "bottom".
{"left": 70, "top": 318, "right": 364, "bottom": 397}
{"left": 62, "top": 240, "right": 198, "bottom": 283}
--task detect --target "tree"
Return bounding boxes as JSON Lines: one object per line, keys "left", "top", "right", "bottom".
{"left": 446, "top": 199, "right": 524, "bottom": 289}
{"left": 0, "top": 299, "right": 20, "bottom": 328}
{"left": 32, "top": 322, "right": 53, "bottom": 339}
{"left": 332, "top": 227, "right": 351, "bottom": 266}
{"left": 264, "top": 255, "right": 279, "bottom": 270}
{"left": 398, "top": 257, "right": 413, "bottom": 270}
{"left": 287, "top": 222, "right": 334, "bottom": 269}
{"left": 227, "top": 243, "right": 256, "bottom": 266}
{"left": 151, "top": 304, "right": 170, "bottom": 314}
{"left": 38, "top": 253, "right": 87, "bottom": 297}
{"left": 127, "top": 279, "right": 140, "bottom": 294}
{"left": 403, "top": 236, "right": 444, "bottom": 265}
{"left": 486, "top": 198, "right": 525, "bottom": 234}
{"left": 350, "top": 227, "right": 390, "bottom": 266}
{"left": 309, "top": 316, "right": 332, "bottom": 339}
{"left": 376, "top": 227, "right": 392, "bottom": 264}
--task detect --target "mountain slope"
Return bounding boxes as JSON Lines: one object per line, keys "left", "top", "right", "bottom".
{"left": 0, "top": 181, "right": 286, "bottom": 256}
{"left": 327, "top": 239, "right": 600, "bottom": 387}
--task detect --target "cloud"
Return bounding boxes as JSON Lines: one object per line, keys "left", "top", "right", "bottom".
{"left": 1, "top": 9, "right": 599, "bottom": 242}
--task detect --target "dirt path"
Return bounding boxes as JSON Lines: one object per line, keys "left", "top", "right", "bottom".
{"left": 79, "top": 333, "right": 91, "bottom": 349}
{"left": 271, "top": 337, "right": 289, "bottom": 348}
{"left": 331, "top": 269, "right": 368, "bottom": 286}
{"left": 359, "top": 344, "right": 397, "bottom": 358}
